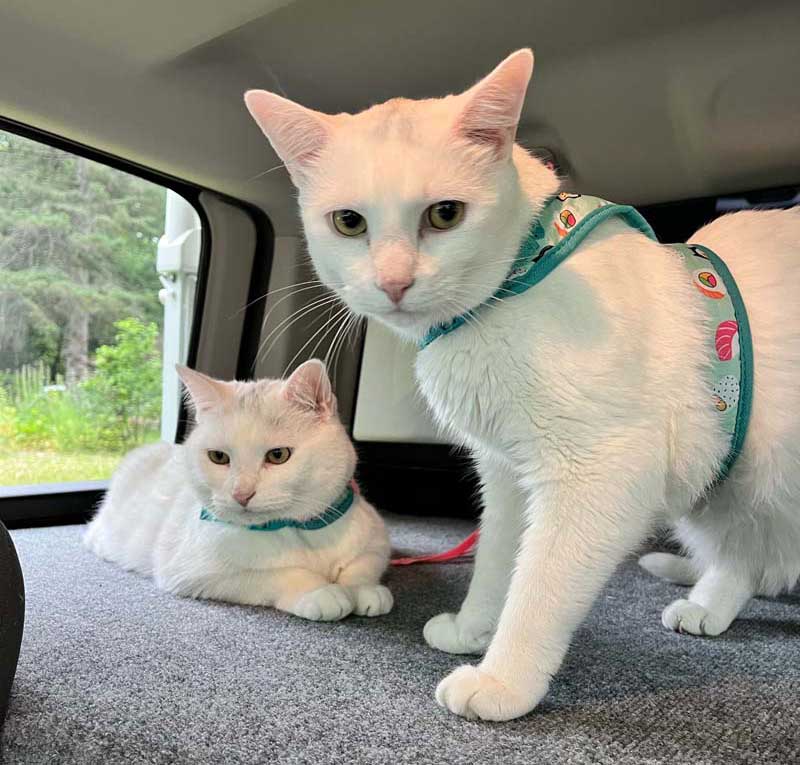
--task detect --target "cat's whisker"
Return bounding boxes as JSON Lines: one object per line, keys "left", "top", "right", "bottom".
{"left": 256, "top": 298, "right": 336, "bottom": 365}
{"left": 268, "top": 492, "right": 349, "bottom": 515}
{"left": 323, "top": 307, "right": 356, "bottom": 374}
{"left": 231, "top": 280, "right": 331, "bottom": 321}
{"left": 257, "top": 282, "right": 338, "bottom": 333}
{"left": 257, "top": 294, "right": 343, "bottom": 364}
{"left": 259, "top": 292, "right": 338, "bottom": 342}
{"left": 246, "top": 162, "right": 287, "bottom": 182}
{"left": 249, "top": 135, "right": 339, "bottom": 182}
{"left": 259, "top": 297, "right": 344, "bottom": 367}
{"left": 307, "top": 301, "right": 347, "bottom": 363}
{"left": 295, "top": 306, "right": 352, "bottom": 371}
{"left": 461, "top": 257, "right": 520, "bottom": 272}
{"left": 438, "top": 292, "right": 492, "bottom": 340}
{"left": 281, "top": 303, "right": 351, "bottom": 377}
{"left": 331, "top": 312, "right": 362, "bottom": 380}
{"left": 323, "top": 311, "right": 346, "bottom": 364}
{"left": 261, "top": 278, "right": 334, "bottom": 300}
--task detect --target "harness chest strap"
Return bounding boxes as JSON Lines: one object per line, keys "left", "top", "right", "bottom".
{"left": 401, "top": 194, "right": 755, "bottom": 565}
{"left": 420, "top": 192, "right": 752, "bottom": 482}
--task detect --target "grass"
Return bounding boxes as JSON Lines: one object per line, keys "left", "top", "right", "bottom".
{"left": 0, "top": 450, "right": 123, "bottom": 487}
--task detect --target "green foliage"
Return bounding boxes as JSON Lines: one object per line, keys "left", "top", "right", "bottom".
{"left": 3, "top": 318, "right": 161, "bottom": 455}
{"left": 0, "top": 129, "right": 166, "bottom": 374}
{"left": 0, "top": 131, "right": 166, "bottom": 480}
{"left": 82, "top": 318, "right": 162, "bottom": 448}
{"left": 0, "top": 450, "right": 123, "bottom": 486}
{"left": 13, "top": 388, "right": 96, "bottom": 452}
{"left": 0, "top": 130, "right": 168, "bottom": 481}
{"left": 0, "top": 386, "right": 15, "bottom": 444}
{"left": 2, "top": 360, "right": 51, "bottom": 406}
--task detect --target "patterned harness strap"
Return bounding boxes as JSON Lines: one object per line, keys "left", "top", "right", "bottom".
{"left": 403, "top": 194, "right": 753, "bottom": 565}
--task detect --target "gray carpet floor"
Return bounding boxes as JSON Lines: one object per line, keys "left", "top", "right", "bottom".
{"left": 2, "top": 517, "right": 799, "bottom": 765}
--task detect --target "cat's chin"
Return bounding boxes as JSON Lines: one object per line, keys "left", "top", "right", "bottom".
{"left": 367, "top": 307, "right": 439, "bottom": 341}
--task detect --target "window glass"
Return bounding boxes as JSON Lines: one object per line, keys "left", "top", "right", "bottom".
{"left": 0, "top": 129, "right": 200, "bottom": 487}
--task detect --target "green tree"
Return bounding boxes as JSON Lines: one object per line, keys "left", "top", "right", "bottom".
{"left": 82, "top": 318, "right": 162, "bottom": 449}
{"left": 0, "top": 130, "right": 166, "bottom": 382}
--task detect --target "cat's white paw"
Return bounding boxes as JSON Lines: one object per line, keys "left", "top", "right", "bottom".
{"left": 351, "top": 584, "right": 394, "bottom": 617}
{"left": 661, "top": 598, "right": 729, "bottom": 636}
{"left": 292, "top": 584, "right": 354, "bottom": 622}
{"left": 435, "top": 665, "right": 545, "bottom": 721}
{"left": 423, "top": 612, "right": 492, "bottom": 655}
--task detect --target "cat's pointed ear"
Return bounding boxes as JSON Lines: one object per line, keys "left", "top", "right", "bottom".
{"left": 244, "top": 90, "right": 331, "bottom": 185}
{"left": 455, "top": 49, "right": 534, "bottom": 157}
{"left": 176, "top": 365, "right": 231, "bottom": 416}
{"left": 283, "top": 360, "right": 338, "bottom": 420}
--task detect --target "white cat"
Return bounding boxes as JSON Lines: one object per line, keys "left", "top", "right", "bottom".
{"left": 244, "top": 50, "right": 800, "bottom": 719}
{"left": 85, "top": 361, "right": 393, "bottom": 621}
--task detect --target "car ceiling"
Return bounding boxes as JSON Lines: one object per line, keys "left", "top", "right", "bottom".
{"left": 1, "top": 0, "right": 798, "bottom": 235}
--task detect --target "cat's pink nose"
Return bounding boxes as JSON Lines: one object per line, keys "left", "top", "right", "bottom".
{"left": 233, "top": 489, "right": 255, "bottom": 507}
{"left": 377, "top": 277, "right": 414, "bottom": 305}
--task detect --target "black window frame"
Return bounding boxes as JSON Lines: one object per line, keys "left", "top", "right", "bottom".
{"left": 0, "top": 116, "right": 272, "bottom": 528}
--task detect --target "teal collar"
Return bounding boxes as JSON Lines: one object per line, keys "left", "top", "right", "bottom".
{"left": 419, "top": 194, "right": 656, "bottom": 349}
{"left": 199, "top": 483, "right": 355, "bottom": 532}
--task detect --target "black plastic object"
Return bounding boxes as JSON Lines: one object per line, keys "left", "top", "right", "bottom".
{"left": 0, "top": 521, "right": 24, "bottom": 728}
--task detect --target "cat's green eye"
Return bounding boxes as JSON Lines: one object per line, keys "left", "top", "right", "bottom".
{"left": 331, "top": 209, "right": 367, "bottom": 237}
{"left": 426, "top": 200, "right": 465, "bottom": 231}
{"left": 265, "top": 447, "right": 292, "bottom": 465}
{"left": 207, "top": 450, "right": 230, "bottom": 465}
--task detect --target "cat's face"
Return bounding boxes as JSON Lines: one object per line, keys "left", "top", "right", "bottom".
{"left": 245, "top": 50, "right": 554, "bottom": 341}
{"left": 177, "top": 362, "right": 355, "bottom": 526}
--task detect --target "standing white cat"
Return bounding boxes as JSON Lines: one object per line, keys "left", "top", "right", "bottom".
{"left": 86, "top": 361, "right": 393, "bottom": 621}
{"left": 244, "top": 50, "right": 800, "bottom": 719}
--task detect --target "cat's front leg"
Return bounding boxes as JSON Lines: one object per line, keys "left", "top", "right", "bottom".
{"left": 435, "top": 460, "right": 659, "bottom": 721}
{"left": 424, "top": 459, "right": 525, "bottom": 654}
{"left": 176, "top": 567, "right": 355, "bottom": 621}
{"left": 336, "top": 552, "right": 394, "bottom": 617}
{"left": 273, "top": 568, "right": 356, "bottom": 622}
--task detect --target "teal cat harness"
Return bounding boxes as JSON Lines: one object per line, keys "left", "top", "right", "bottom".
{"left": 199, "top": 481, "right": 356, "bottom": 531}
{"left": 420, "top": 193, "right": 753, "bottom": 480}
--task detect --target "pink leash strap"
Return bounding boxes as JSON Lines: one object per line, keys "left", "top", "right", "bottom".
{"left": 390, "top": 530, "right": 479, "bottom": 566}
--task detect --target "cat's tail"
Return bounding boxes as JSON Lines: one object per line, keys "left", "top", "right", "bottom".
{"left": 638, "top": 552, "right": 699, "bottom": 586}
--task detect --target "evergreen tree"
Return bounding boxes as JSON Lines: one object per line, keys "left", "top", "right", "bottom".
{"left": 0, "top": 130, "right": 166, "bottom": 382}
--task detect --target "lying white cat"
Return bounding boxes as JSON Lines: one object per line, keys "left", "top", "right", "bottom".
{"left": 244, "top": 49, "right": 800, "bottom": 720}
{"left": 85, "top": 361, "right": 393, "bottom": 621}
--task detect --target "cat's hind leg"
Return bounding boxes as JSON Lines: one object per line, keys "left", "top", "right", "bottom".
{"left": 638, "top": 552, "right": 699, "bottom": 585}
{"left": 639, "top": 549, "right": 751, "bottom": 634}
{"left": 656, "top": 490, "right": 761, "bottom": 637}
{"left": 641, "top": 546, "right": 753, "bottom": 636}
{"left": 661, "top": 564, "right": 753, "bottom": 636}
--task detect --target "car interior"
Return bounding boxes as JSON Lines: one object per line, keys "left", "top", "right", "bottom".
{"left": 1, "top": 1, "right": 799, "bottom": 762}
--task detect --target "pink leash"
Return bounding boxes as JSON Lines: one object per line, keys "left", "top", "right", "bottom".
{"left": 390, "top": 530, "right": 479, "bottom": 566}
{"left": 352, "top": 481, "right": 479, "bottom": 566}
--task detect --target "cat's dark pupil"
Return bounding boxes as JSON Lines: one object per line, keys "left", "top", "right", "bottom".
{"left": 436, "top": 202, "right": 458, "bottom": 221}
{"left": 341, "top": 210, "right": 361, "bottom": 228}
